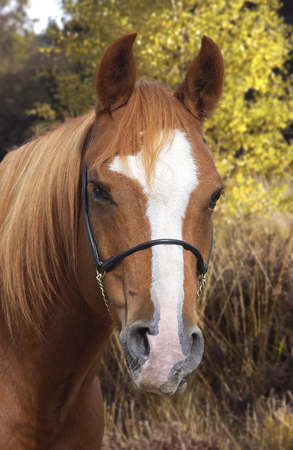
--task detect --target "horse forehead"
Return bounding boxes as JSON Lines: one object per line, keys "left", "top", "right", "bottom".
{"left": 109, "top": 129, "right": 199, "bottom": 200}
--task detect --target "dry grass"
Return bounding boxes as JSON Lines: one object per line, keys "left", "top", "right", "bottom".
{"left": 100, "top": 213, "right": 293, "bottom": 449}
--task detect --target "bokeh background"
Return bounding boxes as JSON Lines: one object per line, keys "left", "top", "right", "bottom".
{"left": 1, "top": 1, "right": 292, "bottom": 448}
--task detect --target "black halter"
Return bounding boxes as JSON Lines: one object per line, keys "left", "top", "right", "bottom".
{"left": 82, "top": 139, "right": 213, "bottom": 278}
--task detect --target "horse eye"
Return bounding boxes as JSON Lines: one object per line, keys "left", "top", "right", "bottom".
{"left": 209, "top": 190, "right": 223, "bottom": 210}
{"left": 93, "top": 187, "right": 103, "bottom": 196}
{"left": 92, "top": 185, "right": 111, "bottom": 202}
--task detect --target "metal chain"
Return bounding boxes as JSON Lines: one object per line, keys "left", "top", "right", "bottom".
{"left": 95, "top": 268, "right": 116, "bottom": 325}
{"left": 197, "top": 273, "right": 207, "bottom": 298}
{"left": 96, "top": 267, "right": 206, "bottom": 319}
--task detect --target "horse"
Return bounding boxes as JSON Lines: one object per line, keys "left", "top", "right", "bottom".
{"left": 0, "top": 33, "right": 224, "bottom": 449}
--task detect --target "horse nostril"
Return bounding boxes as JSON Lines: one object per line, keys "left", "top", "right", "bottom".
{"left": 190, "top": 327, "right": 204, "bottom": 365}
{"left": 191, "top": 332, "right": 197, "bottom": 342}
{"left": 127, "top": 323, "right": 151, "bottom": 367}
{"left": 138, "top": 327, "right": 150, "bottom": 356}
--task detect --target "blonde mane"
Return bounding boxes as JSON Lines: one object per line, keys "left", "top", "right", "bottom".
{"left": 0, "top": 81, "right": 192, "bottom": 335}
{"left": 0, "top": 111, "right": 94, "bottom": 334}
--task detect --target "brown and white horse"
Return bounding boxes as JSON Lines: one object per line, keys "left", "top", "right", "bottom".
{"left": 0, "top": 34, "right": 224, "bottom": 449}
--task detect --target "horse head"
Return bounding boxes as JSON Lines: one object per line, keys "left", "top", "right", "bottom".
{"left": 80, "top": 33, "right": 224, "bottom": 397}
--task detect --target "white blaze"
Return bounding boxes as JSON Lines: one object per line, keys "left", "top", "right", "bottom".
{"left": 110, "top": 129, "right": 199, "bottom": 388}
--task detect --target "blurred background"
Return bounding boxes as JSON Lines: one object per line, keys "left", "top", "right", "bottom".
{"left": 1, "top": 0, "right": 292, "bottom": 448}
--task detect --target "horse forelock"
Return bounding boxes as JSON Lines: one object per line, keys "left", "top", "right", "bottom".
{"left": 0, "top": 111, "right": 95, "bottom": 335}
{"left": 91, "top": 81, "right": 200, "bottom": 181}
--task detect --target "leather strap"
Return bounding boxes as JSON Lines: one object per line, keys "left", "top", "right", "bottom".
{"left": 82, "top": 151, "right": 213, "bottom": 277}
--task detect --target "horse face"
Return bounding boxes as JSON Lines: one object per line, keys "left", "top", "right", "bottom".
{"left": 85, "top": 125, "right": 223, "bottom": 397}
{"left": 83, "top": 33, "right": 224, "bottom": 396}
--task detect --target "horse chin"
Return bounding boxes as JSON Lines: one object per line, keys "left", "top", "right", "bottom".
{"left": 130, "top": 371, "right": 188, "bottom": 398}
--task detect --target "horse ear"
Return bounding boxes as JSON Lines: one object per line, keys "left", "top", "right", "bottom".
{"left": 96, "top": 33, "right": 137, "bottom": 111}
{"left": 174, "top": 36, "right": 224, "bottom": 121}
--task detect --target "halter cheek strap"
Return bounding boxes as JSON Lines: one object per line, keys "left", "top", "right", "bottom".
{"left": 82, "top": 137, "right": 213, "bottom": 302}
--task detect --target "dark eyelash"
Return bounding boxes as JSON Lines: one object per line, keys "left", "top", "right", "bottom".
{"left": 209, "top": 190, "right": 224, "bottom": 210}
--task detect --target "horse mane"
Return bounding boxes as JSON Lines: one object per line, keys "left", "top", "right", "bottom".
{"left": 0, "top": 81, "right": 193, "bottom": 336}
{"left": 0, "top": 111, "right": 95, "bottom": 335}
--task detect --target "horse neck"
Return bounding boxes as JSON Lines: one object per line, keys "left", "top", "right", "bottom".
{"left": 0, "top": 288, "right": 111, "bottom": 442}
{"left": 0, "top": 283, "right": 112, "bottom": 396}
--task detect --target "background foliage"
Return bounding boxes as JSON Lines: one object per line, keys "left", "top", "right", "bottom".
{"left": 0, "top": 0, "right": 52, "bottom": 157}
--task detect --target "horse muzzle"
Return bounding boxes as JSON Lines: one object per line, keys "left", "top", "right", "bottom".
{"left": 120, "top": 321, "right": 204, "bottom": 397}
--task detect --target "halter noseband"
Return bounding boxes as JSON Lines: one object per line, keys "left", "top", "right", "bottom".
{"left": 82, "top": 137, "right": 213, "bottom": 309}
